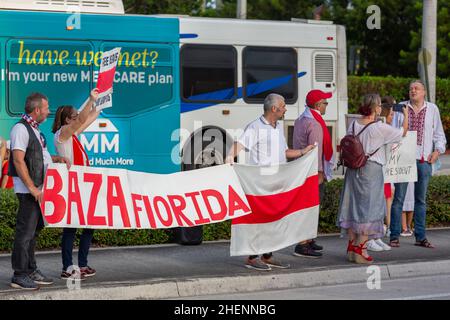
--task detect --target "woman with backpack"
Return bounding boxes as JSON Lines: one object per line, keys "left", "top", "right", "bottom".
{"left": 337, "top": 93, "right": 408, "bottom": 264}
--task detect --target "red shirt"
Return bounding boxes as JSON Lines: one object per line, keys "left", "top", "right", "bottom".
{"left": 2, "top": 160, "right": 14, "bottom": 189}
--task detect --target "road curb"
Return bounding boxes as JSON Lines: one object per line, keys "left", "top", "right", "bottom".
{"left": 3, "top": 259, "right": 450, "bottom": 300}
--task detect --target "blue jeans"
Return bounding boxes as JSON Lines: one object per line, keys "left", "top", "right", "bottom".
{"left": 390, "top": 161, "right": 432, "bottom": 242}
{"left": 61, "top": 228, "right": 94, "bottom": 271}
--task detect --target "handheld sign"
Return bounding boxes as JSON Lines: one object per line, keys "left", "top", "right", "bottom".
{"left": 384, "top": 131, "right": 418, "bottom": 183}
{"left": 95, "top": 47, "right": 121, "bottom": 110}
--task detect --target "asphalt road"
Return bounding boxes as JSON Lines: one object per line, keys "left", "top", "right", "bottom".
{"left": 175, "top": 273, "right": 450, "bottom": 300}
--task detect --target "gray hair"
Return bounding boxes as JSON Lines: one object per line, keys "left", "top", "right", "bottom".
{"left": 25, "top": 92, "right": 48, "bottom": 114}
{"left": 410, "top": 79, "right": 426, "bottom": 90}
{"left": 359, "top": 93, "right": 381, "bottom": 116}
{"left": 263, "top": 93, "right": 285, "bottom": 113}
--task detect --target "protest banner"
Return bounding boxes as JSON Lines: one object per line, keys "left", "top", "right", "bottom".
{"left": 230, "top": 149, "right": 320, "bottom": 256}
{"left": 41, "top": 163, "right": 251, "bottom": 229}
{"left": 384, "top": 131, "right": 418, "bottom": 183}
{"left": 95, "top": 47, "right": 121, "bottom": 110}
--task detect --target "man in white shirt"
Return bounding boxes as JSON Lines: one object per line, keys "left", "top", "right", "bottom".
{"left": 389, "top": 80, "right": 447, "bottom": 249}
{"left": 9, "top": 92, "right": 70, "bottom": 290}
{"left": 226, "top": 93, "right": 314, "bottom": 271}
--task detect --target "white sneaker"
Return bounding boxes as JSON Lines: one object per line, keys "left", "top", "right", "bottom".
{"left": 375, "top": 238, "right": 392, "bottom": 251}
{"left": 367, "top": 239, "right": 383, "bottom": 252}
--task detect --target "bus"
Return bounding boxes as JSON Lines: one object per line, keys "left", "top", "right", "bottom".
{"left": 0, "top": 0, "right": 348, "bottom": 175}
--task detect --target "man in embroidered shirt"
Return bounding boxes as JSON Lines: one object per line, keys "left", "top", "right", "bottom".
{"left": 9, "top": 92, "right": 70, "bottom": 290}
{"left": 389, "top": 80, "right": 447, "bottom": 249}
{"left": 292, "top": 90, "right": 333, "bottom": 258}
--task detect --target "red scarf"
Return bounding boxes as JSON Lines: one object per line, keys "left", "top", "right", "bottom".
{"left": 22, "top": 113, "right": 40, "bottom": 129}
{"left": 310, "top": 109, "right": 333, "bottom": 161}
{"left": 72, "top": 135, "right": 89, "bottom": 166}
{"left": 22, "top": 113, "right": 46, "bottom": 148}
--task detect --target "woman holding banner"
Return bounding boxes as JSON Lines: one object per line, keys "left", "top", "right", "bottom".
{"left": 337, "top": 94, "right": 408, "bottom": 264}
{"left": 52, "top": 88, "right": 100, "bottom": 280}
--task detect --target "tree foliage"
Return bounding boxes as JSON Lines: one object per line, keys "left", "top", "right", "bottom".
{"left": 399, "top": 1, "right": 450, "bottom": 78}
{"left": 123, "top": 1, "right": 449, "bottom": 78}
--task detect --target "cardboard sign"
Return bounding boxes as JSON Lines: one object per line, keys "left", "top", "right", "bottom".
{"left": 384, "top": 131, "right": 418, "bottom": 183}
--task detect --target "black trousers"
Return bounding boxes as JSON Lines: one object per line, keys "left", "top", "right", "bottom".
{"left": 11, "top": 193, "right": 44, "bottom": 276}
{"left": 319, "top": 182, "right": 325, "bottom": 203}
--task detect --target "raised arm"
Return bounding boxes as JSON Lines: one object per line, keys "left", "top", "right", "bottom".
{"left": 75, "top": 106, "right": 101, "bottom": 135}
{"left": 401, "top": 106, "right": 409, "bottom": 137}
{"left": 58, "top": 89, "right": 99, "bottom": 141}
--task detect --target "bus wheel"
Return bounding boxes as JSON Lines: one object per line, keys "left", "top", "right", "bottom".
{"left": 182, "top": 129, "right": 228, "bottom": 171}
{"left": 192, "top": 145, "right": 224, "bottom": 169}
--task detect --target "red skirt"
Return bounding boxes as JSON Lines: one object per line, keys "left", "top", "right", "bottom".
{"left": 384, "top": 183, "right": 392, "bottom": 199}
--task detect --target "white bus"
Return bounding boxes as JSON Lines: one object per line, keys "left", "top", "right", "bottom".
{"left": 0, "top": 0, "right": 348, "bottom": 173}
{"left": 178, "top": 16, "right": 348, "bottom": 170}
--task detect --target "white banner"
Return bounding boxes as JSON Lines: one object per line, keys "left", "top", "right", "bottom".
{"left": 384, "top": 131, "right": 418, "bottom": 183}
{"left": 41, "top": 163, "right": 251, "bottom": 229}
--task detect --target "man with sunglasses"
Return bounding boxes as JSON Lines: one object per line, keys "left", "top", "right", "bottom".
{"left": 292, "top": 89, "right": 334, "bottom": 258}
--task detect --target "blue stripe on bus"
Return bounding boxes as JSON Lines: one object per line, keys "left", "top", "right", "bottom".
{"left": 181, "top": 72, "right": 307, "bottom": 113}
{"left": 180, "top": 33, "right": 199, "bottom": 39}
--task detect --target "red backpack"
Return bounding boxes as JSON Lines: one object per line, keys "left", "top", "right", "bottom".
{"left": 339, "top": 120, "right": 380, "bottom": 169}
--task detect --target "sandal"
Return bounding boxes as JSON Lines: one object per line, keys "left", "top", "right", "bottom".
{"left": 389, "top": 239, "right": 400, "bottom": 247}
{"left": 353, "top": 240, "right": 373, "bottom": 264}
{"left": 414, "top": 238, "right": 435, "bottom": 248}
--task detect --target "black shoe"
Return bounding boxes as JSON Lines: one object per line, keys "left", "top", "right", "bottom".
{"left": 309, "top": 240, "right": 323, "bottom": 252}
{"left": 293, "top": 244, "right": 322, "bottom": 258}
{"left": 11, "top": 275, "right": 39, "bottom": 290}
{"left": 29, "top": 269, "right": 53, "bottom": 285}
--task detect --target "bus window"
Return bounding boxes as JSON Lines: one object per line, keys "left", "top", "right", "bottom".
{"left": 6, "top": 39, "right": 93, "bottom": 115}
{"left": 181, "top": 44, "right": 237, "bottom": 103}
{"left": 100, "top": 43, "right": 175, "bottom": 117}
{"left": 243, "top": 46, "right": 297, "bottom": 104}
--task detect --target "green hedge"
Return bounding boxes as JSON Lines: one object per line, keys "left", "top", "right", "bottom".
{"left": 348, "top": 76, "right": 450, "bottom": 144}
{"left": 320, "top": 175, "right": 450, "bottom": 233}
{"left": 1, "top": 175, "right": 449, "bottom": 251}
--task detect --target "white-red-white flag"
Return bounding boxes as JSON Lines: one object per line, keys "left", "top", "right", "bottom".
{"left": 230, "top": 149, "right": 320, "bottom": 256}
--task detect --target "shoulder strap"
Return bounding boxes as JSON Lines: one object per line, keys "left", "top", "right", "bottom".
{"left": 356, "top": 120, "right": 380, "bottom": 137}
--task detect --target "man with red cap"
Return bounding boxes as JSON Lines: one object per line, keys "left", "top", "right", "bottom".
{"left": 292, "top": 89, "right": 334, "bottom": 258}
